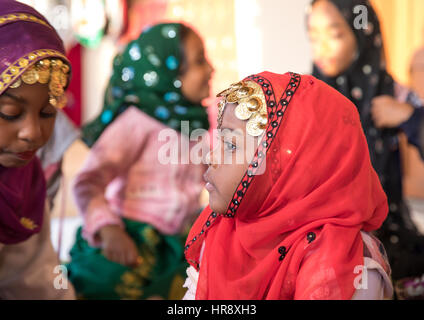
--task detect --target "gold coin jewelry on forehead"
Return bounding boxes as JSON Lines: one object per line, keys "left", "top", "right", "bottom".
{"left": 217, "top": 87, "right": 233, "bottom": 98}
{"left": 230, "top": 81, "right": 243, "bottom": 90}
{"left": 245, "top": 97, "right": 261, "bottom": 112}
{"left": 226, "top": 91, "right": 239, "bottom": 103}
{"left": 235, "top": 102, "right": 253, "bottom": 120}
{"left": 38, "top": 69, "right": 50, "bottom": 84}
{"left": 21, "top": 68, "right": 38, "bottom": 84}
{"left": 216, "top": 80, "right": 268, "bottom": 136}
{"left": 59, "top": 73, "right": 68, "bottom": 87}
{"left": 236, "top": 86, "right": 253, "bottom": 99}
{"left": 6, "top": 58, "right": 70, "bottom": 109}
{"left": 9, "top": 78, "right": 21, "bottom": 89}
{"left": 246, "top": 113, "right": 268, "bottom": 137}
{"left": 217, "top": 98, "right": 226, "bottom": 128}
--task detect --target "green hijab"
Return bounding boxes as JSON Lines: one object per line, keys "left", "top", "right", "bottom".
{"left": 82, "top": 23, "right": 210, "bottom": 147}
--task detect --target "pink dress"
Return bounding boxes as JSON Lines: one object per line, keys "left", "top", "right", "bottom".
{"left": 73, "top": 107, "right": 207, "bottom": 246}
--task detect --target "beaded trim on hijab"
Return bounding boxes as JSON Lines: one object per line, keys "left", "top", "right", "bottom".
{"left": 9, "top": 58, "right": 70, "bottom": 109}
{"left": 185, "top": 73, "right": 301, "bottom": 259}
{"left": 217, "top": 80, "right": 268, "bottom": 136}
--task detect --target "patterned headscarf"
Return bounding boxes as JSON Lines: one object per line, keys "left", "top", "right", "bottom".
{"left": 82, "top": 23, "right": 210, "bottom": 147}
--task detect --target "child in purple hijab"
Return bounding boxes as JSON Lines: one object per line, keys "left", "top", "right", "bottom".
{"left": 0, "top": 0, "right": 75, "bottom": 299}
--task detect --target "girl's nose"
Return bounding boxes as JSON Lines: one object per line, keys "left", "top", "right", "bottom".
{"left": 205, "top": 146, "right": 220, "bottom": 168}
{"left": 17, "top": 115, "right": 42, "bottom": 145}
{"left": 316, "top": 39, "right": 330, "bottom": 60}
{"left": 207, "top": 60, "right": 215, "bottom": 75}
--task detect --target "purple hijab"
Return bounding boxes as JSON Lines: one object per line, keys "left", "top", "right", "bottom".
{"left": 0, "top": 0, "right": 70, "bottom": 95}
{"left": 0, "top": 0, "right": 70, "bottom": 244}
{"left": 0, "top": 159, "right": 46, "bottom": 244}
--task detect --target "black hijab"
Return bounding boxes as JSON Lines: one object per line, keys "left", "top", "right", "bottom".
{"left": 310, "top": 0, "right": 424, "bottom": 281}
{"left": 311, "top": 0, "right": 394, "bottom": 112}
{"left": 310, "top": 0, "right": 399, "bottom": 201}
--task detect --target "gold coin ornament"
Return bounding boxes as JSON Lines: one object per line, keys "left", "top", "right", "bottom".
{"left": 246, "top": 119, "right": 265, "bottom": 136}
{"left": 246, "top": 113, "right": 268, "bottom": 136}
{"left": 21, "top": 69, "right": 38, "bottom": 84}
{"left": 236, "top": 86, "right": 253, "bottom": 99}
{"left": 5, "top": 58, "right": 70, "bottom": 109}
{"left": 235, "top": 102, "right": 253, "bottom": 120}
{"left": 59, "top": 72, "right": 68, "bottom": 87}
{"left": 245, "top": 97, "right": 260, "bottom": 112}
{"left": 226, "top": 91, "right": 239, "bottom": 103}
{"left": 217, "top": 99, "right": 226, "bottom": 128}
{"left": 9, "top": 78, "right": 21, "bottom": 89}
{"left": 216, "top": 80, "right": 268, "bottom": 136}
{"left": 217, "top": 87, "right": 233, "bottom": 98}
{"left": 37, "top": 69, "right": 50, "bottom": 84}
{"left": 230, "top": 81, "right": 243, "bottom": 90}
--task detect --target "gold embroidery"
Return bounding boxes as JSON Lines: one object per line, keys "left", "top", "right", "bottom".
{"left": 0, "top": 13, "right": 52, "bottom": 28}
{"left": 142, "top": 226, "right": 160, "bottom": 247}
{"left": 115, "top": 239, "right": 157, "bottom": 300}
{"left": 168, "top": 274, "right": 186, "bottom": 300}
{"left": 20, "top": 217, "right": 38, "bottom": 230}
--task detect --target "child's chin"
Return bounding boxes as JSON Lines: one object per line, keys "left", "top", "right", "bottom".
{"left": 209, "top": 201, "right": 225, "bottom": 215}
{"left": 0, "top": 156, "right": 30, "bottom": 168}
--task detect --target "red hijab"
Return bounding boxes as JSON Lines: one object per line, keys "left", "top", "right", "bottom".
{"left": 185, "top": 72, "right": 389, "bottom": 300}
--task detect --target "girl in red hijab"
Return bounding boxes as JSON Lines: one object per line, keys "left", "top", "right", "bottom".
{"left": 184, "top": 71, "right": 393, "bottom": 300}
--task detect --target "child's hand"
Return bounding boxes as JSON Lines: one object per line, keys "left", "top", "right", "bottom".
{"left": 371, "top": 95, "right": 414, "bottom": 128}
{"left": 99, "top": 225, "right": 140, "bottom": 267}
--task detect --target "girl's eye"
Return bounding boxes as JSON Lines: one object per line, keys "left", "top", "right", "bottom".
{"left": 0, "top": 112, "right": 21, "bottom": 121}
{"left": 197, "top": 56, "right": 206, "bottom": 65}
{"left": 224, "top": 141, "right": 237, "bottom": 151}
{"left": 331, "top": 33, "right": 343, "bottom": 39}
{"left": 40, "top": 111, "right": 56, "bottom": 119}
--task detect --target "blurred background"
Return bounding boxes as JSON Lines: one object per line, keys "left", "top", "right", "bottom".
{"left": 16, "top": 0, "right": 424, "bottom": 261}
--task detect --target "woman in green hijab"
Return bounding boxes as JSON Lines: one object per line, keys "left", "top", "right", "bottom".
{"left": 67, "top": 23, "right": 213, "bottom": 299}
{"left": 83, "top": 23, "right": 211, "bottom": 146}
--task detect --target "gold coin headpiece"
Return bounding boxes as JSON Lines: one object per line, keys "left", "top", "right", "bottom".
{"left": 9, "top": 58, "right": 70, "bottom": 109}
{"left": 217, "top": 80, "right": 268, "bottom": 136}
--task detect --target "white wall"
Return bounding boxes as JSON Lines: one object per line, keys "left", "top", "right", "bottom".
{"left": 82, "top": 37, "right": 118, "bottom": 124}
{"left": 235, "top": 0, "right": 313, "bottom": 79}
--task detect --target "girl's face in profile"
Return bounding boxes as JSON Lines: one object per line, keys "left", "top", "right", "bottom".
{"left": 308, "top": 0, "right": 358, "bottom": 77}
{"left": 0, "top": 82, "right": 56, "bottom": 168}
{"left": 180, "top": 30, "right": 214, "bottom": 104}
{"left": 204, "top": 103, "right": 261, "bottom": 214}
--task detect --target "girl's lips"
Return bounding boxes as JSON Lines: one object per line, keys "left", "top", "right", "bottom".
{"left": 205, "top": 182, "right": 216, "bottom": 192}
{"left": 204, "top": 173, "right": 217, "bottom": 192}
{"left": 316, "top": 58, "right": 337, "bottom": 70}
{"left": 14, "top": 150, "right": 37, "bottom": 161}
